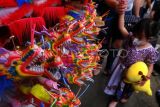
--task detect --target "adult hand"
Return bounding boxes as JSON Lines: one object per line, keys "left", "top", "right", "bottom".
{"left": 116, "top": 0, "right": 128, "bottom": 14}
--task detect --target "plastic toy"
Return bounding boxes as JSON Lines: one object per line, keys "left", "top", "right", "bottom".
{"left": 0, "top": 1, "right": 105, "bottom": 106}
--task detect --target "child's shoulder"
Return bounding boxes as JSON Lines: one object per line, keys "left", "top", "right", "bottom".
{"left": 144, "top": 44, "right": 159, "bottom": 56}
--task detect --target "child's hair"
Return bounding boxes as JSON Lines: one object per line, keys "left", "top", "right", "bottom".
{"left": 133, "top": 18, "right": 160, "bottom": 40}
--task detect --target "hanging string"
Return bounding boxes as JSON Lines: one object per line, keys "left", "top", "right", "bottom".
{"left": 74, "top": 86, "right": 82, "bottom": 100}
{"left": 50, "top": 99, "right": 57, "bottom": 107}
{"left": 77, "top": 84, "right": 90, "bottom": 99}
{"left": 44, "top": 88, "right": 58, "bottom": 107}
{"left": 9, "top": 36, "right": 16, "bottom": 50}
{"left": 102, "top": 10, "right": 110, "bottom": 18}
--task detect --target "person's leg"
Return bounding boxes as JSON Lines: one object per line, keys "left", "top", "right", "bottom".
{"left": 120, "top": 83, "right": 134, "bottom": 103}
{"left": 108, "top": 82, "right": 134, "bottom": 106}
{"left": 108, "top": 101, "right": 118, "bottom": 107}
{"left": 108, "top": 81, "right": 125, "bottom": 107}
{"left": 134, "top": 0, "right": 144, "bottom": 17}
{"left": 108, "top": 91, "right": 119, "bottom": 107}
{"left": 156, "top": 90, "right": 160, "bottom": 107}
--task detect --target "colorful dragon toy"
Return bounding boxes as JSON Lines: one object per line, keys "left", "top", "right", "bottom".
{"left": 0, "top": 1, "right": 106, "bottom": 107}
{"left": 33, "top": 1, "right": 104, "bottom": 86}
{"left": 0, "top": 41, "right": 82, "bottom": 107}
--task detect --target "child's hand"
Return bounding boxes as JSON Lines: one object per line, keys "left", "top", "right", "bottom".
{"left": 117, "top": 0, "right": 128, "bottom": 15}
{"left": 136, "top": 76, "right": 150, "bottom": 86}
{"left": 136, "top": 80, "right": 146, "bottom": 86}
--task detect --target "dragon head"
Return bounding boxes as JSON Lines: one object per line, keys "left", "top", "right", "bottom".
{"left": 15, "top": 45, "right": 45, "bottom": 77}
{"left": 0, "top": 48, "right": 21, "bottom": 78}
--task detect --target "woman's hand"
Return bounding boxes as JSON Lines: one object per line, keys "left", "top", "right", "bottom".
{"left": 105, "top": 0, "right": 127, "bottom": 14}
{"left": 118, "top": 0, "right": 129, "bottom": 37}
{"left": 117, "top": 0, "right": 128, "bottom": 15}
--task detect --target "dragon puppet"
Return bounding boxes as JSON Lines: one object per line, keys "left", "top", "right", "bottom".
{"left": 33, "top": 2, "right": 105, "bottom": 86}
{"left": 0, "top": 1, "right": 106, "bottom": 107}
{"left": 0, "top": 39, "right": 82, "bottom": 107}
{"left": 0, "top": 0, "right": 100, "bottom": 48}
{"left": 0, "top": 20, "right": 79, "bottom": 107}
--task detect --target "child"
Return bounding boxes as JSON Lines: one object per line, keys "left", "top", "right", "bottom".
{"left": 104, "top": 1, "right": 160, "bottom": 107}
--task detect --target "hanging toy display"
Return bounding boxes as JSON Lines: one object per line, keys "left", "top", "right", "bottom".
{"left": 0, "top": 30, "right": 81, "bottom": 107}
{"left": 0, "top": 0, "right": 106, "bottom": 107}
{"left": 40, "top": 3, "right": 104, "bottom": 86}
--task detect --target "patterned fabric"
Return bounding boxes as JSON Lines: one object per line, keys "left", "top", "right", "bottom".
{"left": 104, "top": 57, "right": 125, "bottom": 95}
{"left": 123, "top": 41, "right": 159, "bottom": 67}
{"left": 125, "top": 15, "right": 141, "bottom": 32}
{"left": 114, "top": 82, "right": 133, "bottom": 101}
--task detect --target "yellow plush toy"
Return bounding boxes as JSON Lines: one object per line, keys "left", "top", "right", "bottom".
{"left": 124, "top": 61, "right": 152, "bottom": 96}
{"left": 124, "top": 62, "right": 148, "bottom": 83}
{"left": 133, "top": 80, "right": 152, "bottom": 96}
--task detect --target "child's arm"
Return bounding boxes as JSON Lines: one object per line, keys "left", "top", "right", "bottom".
{"left": 118, "top": 13, "right": 129, "bottom": 37}
{"left": 147, "top": 64, "right": 154, "bottom": 77}
{"left": 138, "top": 64, "right": 153, "bottom": 86}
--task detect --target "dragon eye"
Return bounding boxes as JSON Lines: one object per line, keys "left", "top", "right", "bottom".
{"left": 13, "top": 61, "right": 17, "bottom": 65}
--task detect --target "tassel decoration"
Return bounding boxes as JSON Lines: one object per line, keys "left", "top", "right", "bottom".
{"left": 8, "top": 17, "right": 45, "bottom": 45}
{"left": 42, "top": 7, "right": 68, "bottom": 27}
{"left": 0, "top": 0, "right": 17, "bottom": 7}
{"left": 1, "top": 4, "right": 32, "bottom": 25}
